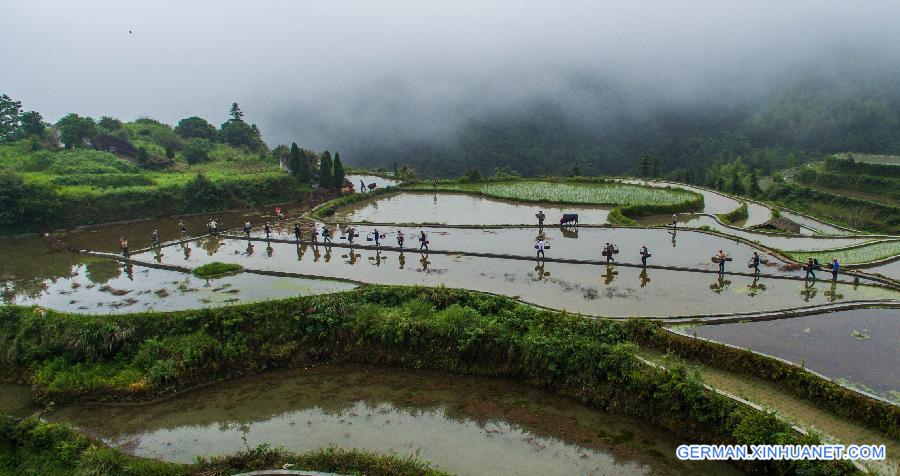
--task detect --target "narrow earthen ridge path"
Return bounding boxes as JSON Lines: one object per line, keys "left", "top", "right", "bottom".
{"left": 639, "top": 349, "right": 897, "bottom": 476}
{"left": 217, "top": 234, "right": 900, "bottom": 291}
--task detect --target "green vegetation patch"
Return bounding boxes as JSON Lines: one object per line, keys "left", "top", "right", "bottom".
{"left": 407, "top": 179, "right": 697, "bottom": 206}
{"left": 192, "top": 262, "right": 243, "bottom": 279}
{"left": 0, "top": 416, "right": 446, "bottom": 476}
{"left": 0, "top": 287, "right": 863, "bottom": 474}
{"left": 716, "top": 202, "right": 749, "bottom": 225}
{"left": 784, "top": 239, "right": 900, "bottom": 265}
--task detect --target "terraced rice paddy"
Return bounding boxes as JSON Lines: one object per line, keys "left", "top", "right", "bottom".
{"left": 785, "top": 239, "right": 900, "bottom": 265}
{"left": 408, "top": 180, "right": 698, "bottom": 206}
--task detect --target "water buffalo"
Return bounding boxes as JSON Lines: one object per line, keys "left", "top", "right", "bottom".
{"left": 560, "top": 213, "right": 579, "bottom": 226}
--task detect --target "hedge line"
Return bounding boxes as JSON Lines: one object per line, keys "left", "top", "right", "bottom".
{"left": 1, "top": 173, "right": 308, "bottom": 234}
{"left": 766, "top": 182, "right": 900, "bottom": 234}
{"left": 626, "top": 322, "right": 900, "bottom": 440}
{"left": 0, "top": 416, "right": 447, "bottom": 476}
{"left": 0, "top": 286, "right": 857, "bottom": 474}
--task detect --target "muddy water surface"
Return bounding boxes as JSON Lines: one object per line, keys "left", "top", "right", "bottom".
{"left": 333, "top": 192, "right": 613, "bottom": 225}
{"left": 676, "top": 308, "right": 900, "bottom": 402}
{"left": 0, "top": 384, "right": 36, "bottom": 417}
{"left": 136, "top": 239, "right": 899, "bottom": 317}
{"left": 45, "top": 364, "right": 740, "bottom": 475}
{"left": 2, "top": 257, "right": 355, "bottom": 313}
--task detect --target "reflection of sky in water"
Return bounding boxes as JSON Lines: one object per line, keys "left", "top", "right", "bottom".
{"left": 680, "top": 308, "right": 900, "bottom": 402}
{"left": 2, "top": 260, "right": 354, "bottom": 314}
{"left": 334, "top": 192, "right": 613, "bottom": 225}
{"left": 134, "top": 238, "right": 898, "bottom": 317}
{"left": 45, "top": 365, "right": 738, "bottom": 475}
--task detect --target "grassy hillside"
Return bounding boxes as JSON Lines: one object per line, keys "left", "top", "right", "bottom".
{"left": 0, "top": 118, "right": 310, "bottom": 233}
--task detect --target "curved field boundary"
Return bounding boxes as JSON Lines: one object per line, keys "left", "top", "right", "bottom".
{"left": 784, "top": 238, "right": 900, "bottom": 268}
{"left": 643, "top": 325, "right": 900, "bottom": 438}
{"left": 775, "top": 204, "right": 862, "bottom": 235}
{"left": 217, "top": 234, "right": 894, "bottom": 288}
{"left": 661, "top": 301, "right": 900, "bottom": 325}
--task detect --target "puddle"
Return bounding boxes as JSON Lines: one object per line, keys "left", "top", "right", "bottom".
{"left": 675, "top": 308, "right": 900, "bottom": 402}
{"left": 332, "top": 192, "right": 614, "bottom": 225}
{"left": 43, "top": 364, "right": 739, "bottom": 475}
{"left": 134, "top": 239, "right": 899, "bottom": 317}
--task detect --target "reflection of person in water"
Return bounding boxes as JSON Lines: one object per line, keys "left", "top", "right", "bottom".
{"left": 370, "top": 250, "right": 384, "bottom": 266}
{"left": 154, "top": 247, "right": 163, "bottom": 263}
{"left": 124, "top": 262, "right": 134, "bottom": 281}
{"left": 346, "top": 250, "right": 358, "bottom": 265}
{"left": 245, "top": 240, "right": 254, "bottom": 256}
{"left": 296, "top": 243, "right": 305, "bottom": 261}
{"left": 639, "top": 268, "right": 650, "bottom": 288}
{"left": 181, "top": 242, "right": 191, "bottom": 260}
{"left": 709, "top": 275, "right": 731, "bottom": 294}
{"left": 398, "top": 252, "right": 406, "bottom": 269}
{"left": 324, "top": 246, "right": 332, "bottom": 262}
{"left": 533, "top": 259, "right": 548, "bottom": 281}
{"left": 419, "top": 253, "right": 430, "bottom": 271}
{"left": 313, "top": 245, "right": 321, "bottom": 262}
{"left": 266, "top": 242, "right": 274, "bottom": 257}
{"left": 824, "top": 280, "right": 842, "bottom": 302}
{"left": 747, "top": 276, "right": 766, "bottom": 297}
{"left": 603, "top": 265, "right": 617, "bottom": 285}
{"left": 800, "top": 282, "right": 817, "bottom": 301}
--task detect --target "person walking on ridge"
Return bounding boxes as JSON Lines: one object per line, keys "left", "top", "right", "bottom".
{"left": 152, "top": 228, "right": 160, "bottom": 248}
{"left": 831, "top": 258, "right": 839, "bottom": 281}
{"left": 752, "top": 251, "right": 761, "bottom": 275}
{"left": 536, "top": 238, "right": 546, "bottom": 259}
{"left": 640, "top": 243, "right": 650, "bottom": 267}
{"left": 536, "top": 210, "right": 546, "bottom": 229}
{"left": 717, "top": 249, "right": 727, "bottom": 275}
{"left": 264, "top": 222, "right": 272, "bottom": 240}
{"left": 179, "top": 221, "right": 187, "bottom": 238}
{"left": 322, "top": 224, "right": 332, "bottom": 244}
{"left": 397, "top": 230, "right": 405, "bottom": 249}
{"left": 294, "top": 224, "right": 302, "bottom": 242}
{"left": 419, "top": 230, "right": 428, "bottom": 250}
{"left": 805, "top": 257, "right": 817, "bottom": 281}
{"left": 120, "top": 237, "right": 129, "bottom": 257}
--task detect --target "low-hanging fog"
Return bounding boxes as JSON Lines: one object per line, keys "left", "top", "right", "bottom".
{"left": 6, "top": 0, "right": 900, "bottom": 176}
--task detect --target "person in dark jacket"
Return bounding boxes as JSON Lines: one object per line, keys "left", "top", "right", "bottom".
{"left": 419, "top": 231, "right": 428, "bottom": 250}
{"left": 752, "top": 252, "right": 761, "bottom": 275}
{"left": 264, "top": 222, "right": 272, "bottom": 239}
{"left": 805, "top": 257, "right": 817, "bottom": 281}
{"left": 640, "top": 244, "right": 649, "bottom": 267}
{"left": 293, "top": 224, "right": 301, "bottom": 242}
{"left": 831, "top": 258, "right": 840, "bottom": 280}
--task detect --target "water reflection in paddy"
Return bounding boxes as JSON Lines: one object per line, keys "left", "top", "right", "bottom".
{"left": 676, "top": 309, "right": 900, "bottom": 403}
{"left": 45, "top": 364, "right": 740, "bottom": 475}
{"left": 2, "top": 259, "right": 355, "bottom": 314}
{"left": 333, "top": 192, "right": 613, "bottom": 225}
{"left": 137, "top": 239, "right": 898, "bottom": 317}
{"left": 346, "top": 174, "right": 398, "bottom": 191}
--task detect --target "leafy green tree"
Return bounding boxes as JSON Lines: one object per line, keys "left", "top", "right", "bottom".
{"left": 175, "top": 116, "right": 217, "bottom": 140}
{"left": 731, "top": 171, "right": 743, "bottom": 194}
{"left": 0, "top": 172, "right": 26, "bottom": 225}
{"left": 0, "top": 94, "right": 22, "bottom": 142}
{"left": 229, "top": 103, "right": 244, "bottom": 121}
{"left": 749, "top": 170, "right": 761, "bottom": 197}
{"left": 651, "top": 157, "right": 660, "bottom": 178}
{"left": 56, "top": 113, "right": 97, "bottom": 148}
{"left": 570, "top": 164, "right": 581, "bottom": 177}
{"left": 333, "top": 153, "right": 345, "bottom": 190}
{"left": 319, "top": 151, "right": 333, "bottom": 189}
{"left": 182, "top": 138, "right": 212, "bottom": 164}
{"left": 288, "top": 142, "right": 310, "bottom": 183}
{"left": 183, "top": 173, "right": 222, "bottom": 208}
{"left": 220, "top": 119, "right": 255, "bottom": 148}
{"left": 164, "top": 143, "right": 175, "bottom": 159}
{"left": 19, "top": 111, "right": 44, "bottom": 137}
{"left": 98, "top": 116, "right": 123, "bottom": 132}
{"left": 639, "top": 156, "right": 650, "bottom": 177}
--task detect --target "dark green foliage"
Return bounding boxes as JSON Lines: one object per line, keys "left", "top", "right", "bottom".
{"left": 182, "top": 173, "right": 221, "bottom": 208}
{"left": 18, "top": 111, "right": 44, "bottom": 137}
{"left": 748, "top": 170, "right": 761, "bottom": 197}
{"left": 0, "top": 172, "right": 27, "bottom": 226}
{"left": 174, "top": 116, "right": 217, "bottom": 140}
{"left": 50, "top": 173, "right": 153, "bottom": 188}
{"left": 192, "top": 262, "right": 242, "bottom": 279}
{"left": 333, "top": 153, "right": 345, "bottom": 189}
{"left": 319, "top": 150, "right": 333, "bottom": 189}
{"left": 219, "top": 119, "right": 257, "bottom": 149}
{"left": 229, "top": 102, "right": 243, "bottom": 121}
{"left": 136, "top": 147, "right": 150, "bottom": 167}
{"left": 0, "top": 287, "right": 857, "bottom": 474}
{"left": 47, "top": 150, "right": 139, "bottom": 175}
{"left": 182, "top": 138, "right": 212, "bottom": 164}
{"left": 56, "top": 113, "right": 98, "bottom": 148}
{"left": 0, "top": 94, "right": 22, "bottom": 142}
{"left": 164, "top": 144, "right": 175, "bottom": 159}
{"left": 98, "top": 116, "right": 124, "bottom": 133}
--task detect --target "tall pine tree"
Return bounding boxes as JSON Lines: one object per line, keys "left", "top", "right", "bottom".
{"left": 332, "top": 153, "right": 345, "bottom": 190}
{"left": 319, "top": 151, "right": 333, "bottom": 189}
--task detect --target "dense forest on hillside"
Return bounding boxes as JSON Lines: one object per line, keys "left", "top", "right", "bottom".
{"left": 342, "top": 67, "right": 900, "bottom": 184}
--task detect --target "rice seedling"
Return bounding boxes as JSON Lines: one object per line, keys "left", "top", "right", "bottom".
{"left": 785, "top": 239, "right": 900, "bottom": 264}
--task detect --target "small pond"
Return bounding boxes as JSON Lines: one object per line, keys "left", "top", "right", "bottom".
{"left": 43, "top": 364, "right": 740, "bottom": 475}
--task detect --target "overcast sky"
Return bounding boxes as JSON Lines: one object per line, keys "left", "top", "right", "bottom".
{"left": 5, "top": 0, "right": 900, "bottom": 150}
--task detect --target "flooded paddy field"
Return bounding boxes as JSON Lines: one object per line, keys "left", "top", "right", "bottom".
{"left": 134, "top": 239, "right": 898, "bottom": 317}
{"left": 674, "top": 308, "right": 900, "bottom": 403}
{"left": 1, "top": 255, "right": 355, "bottom": 313}
{"left": 865, "top": 258, "right": 900, "bottom": 282}
{"left": 332, "top": 192, "right": 614, "bottom": 225}
{"left": 778, "top": 209, "right": 854, "bottom": 235}
{"left": 244, "top": 225, "right": 800, "bottom": 276}
{"left": 673, "top": 215, "right": 874, "bottom": 250}
{"left": 347, "top": 173, "right": 399, "bottom": 191}
{"left": 41, "top": 364, "right": 740, "bottom": 475}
